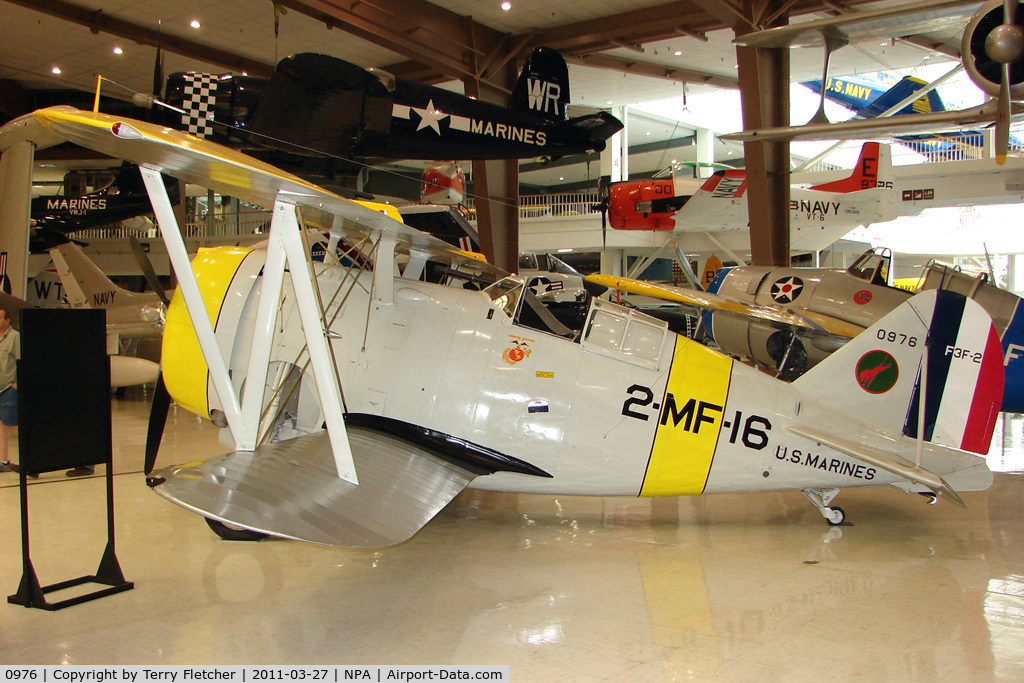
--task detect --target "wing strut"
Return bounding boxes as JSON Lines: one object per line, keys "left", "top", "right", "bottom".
{"left": 142, "top": 167, "right": 358, "bottom": 485}
{"left": 140, "top": 166, "right": 250, "bottom": 444}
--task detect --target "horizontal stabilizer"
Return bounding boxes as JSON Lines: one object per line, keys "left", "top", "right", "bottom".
{"left": 787, "top": 424, "right": 967, "bottom": 507}
{"left": 151, "top": 427, "right": 478, "bottom": 548}
{"left": 550, "top": 112, "right": 624, "bottom": 146}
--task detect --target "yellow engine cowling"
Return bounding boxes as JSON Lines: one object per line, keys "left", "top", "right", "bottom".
{"left": 161, "top": 246, "right": 259, "bottom": 418}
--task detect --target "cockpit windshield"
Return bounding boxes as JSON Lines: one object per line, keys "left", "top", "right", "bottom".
{"left": 484, "top": 277, "right": 524, "bottom": 318}
{"left": 847, "top": 249, "right": 891, "bottom": 286}
{"left": 518, "top": 253, "right": 539, "bottom": 271}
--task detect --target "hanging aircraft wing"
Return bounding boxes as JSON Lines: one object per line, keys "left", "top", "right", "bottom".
{"left": 585, "top": 273, "right": 864, "bottom": 337}
{"left": 734, "top": 0, "right": 982, "bottom": 49}
{"left": 719, "top": 101, "right": 1017, "bottom": 143}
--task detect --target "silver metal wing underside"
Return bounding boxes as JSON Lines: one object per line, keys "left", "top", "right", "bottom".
{"left": 150, "top": 427, "right": 478, "bottom": 548}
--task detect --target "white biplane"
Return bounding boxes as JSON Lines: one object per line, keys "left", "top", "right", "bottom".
{"left": 0, "top": 106, "right": 1005, "bottom": 547}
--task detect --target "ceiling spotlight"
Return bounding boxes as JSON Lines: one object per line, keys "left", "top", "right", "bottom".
{"left": 559, "top": 176, "right": 564, "bottom": 181}
{"left": 190, "top": 19, "right": 201, "bottom": 29}
{"left": 501, "top": 1, "right": 511, "bottom": 9}
{"left": 606, "top": 100, "right": 613, "bottom": 105}
{"left": 113, "top": 46, "right": 123, "bottom": 55}
{"left": 51, "top": 66, "right": 61, "bottom": 75}
{"left": 674, "top": 51, "right": 682, "bottom": 56}
{"left": 645, "top": 131, "right": 652, "bottom": 136}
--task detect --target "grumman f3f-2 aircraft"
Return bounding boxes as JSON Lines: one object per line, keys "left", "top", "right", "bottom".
{"left": 0, "top": 107, "right": 1003, "bottom": 547}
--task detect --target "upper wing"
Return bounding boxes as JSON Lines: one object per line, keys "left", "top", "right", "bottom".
{"left": 585, "top": 273, "right": 864, "bottom": 338}
{"left": 17, "top": 106, "right": 496, "bottom": 273}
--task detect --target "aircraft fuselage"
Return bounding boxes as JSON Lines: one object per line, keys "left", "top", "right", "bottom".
{"left": 171, "top": 250, "right": 992, "bottom": 500}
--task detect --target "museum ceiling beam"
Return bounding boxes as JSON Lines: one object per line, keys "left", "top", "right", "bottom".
{"left": 1, "top": 0, "right": 275, "bottom": 78}
{"left": 277, "top": 0, "right": 511, "bottom": 91}
{"left": 564, "top": 54, "right": 739, "bottom": 89}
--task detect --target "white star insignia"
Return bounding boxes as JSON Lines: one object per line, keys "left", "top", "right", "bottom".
{"left": 412, "top": 99, "right": 448, "bottom": 135}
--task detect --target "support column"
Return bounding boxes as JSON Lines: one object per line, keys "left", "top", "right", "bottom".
{"left": 465, "top": 59, "right": 519, "bottom": 273}
{"left": 601, "top": 106, "right": 626, "bottom": 183}
{"left": 735, "top": 1, "right": 790, "bottom": 267}
{"left": 472, "top": 159, "right": 519, "bottom": 272}
{"left": 695, "top": 126, "right": 714, "bottom": 179}
{"left": 619, "top": 105, "right": 629, "bottom": 181}
{"left": 0, "top": 141, "right": 35, "bottom": 298}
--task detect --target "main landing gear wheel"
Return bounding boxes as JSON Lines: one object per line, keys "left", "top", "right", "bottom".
{"left": 801, "top": 488, "right": 847, "bottom": 526}
{"left": 205, "top": 518, "right": 269, "bottom": 542}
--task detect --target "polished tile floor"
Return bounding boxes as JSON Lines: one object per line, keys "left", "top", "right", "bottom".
{"left": 2, "top": 390, "right": 1023, "bottom": 680}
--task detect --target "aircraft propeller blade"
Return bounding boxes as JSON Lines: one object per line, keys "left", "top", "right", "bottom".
{"left": 144, "top": 373, "right": 172, "bottom": 477}
{"left": 593, "top": 176, "right": 610, "bottom": 248}
{"left": 998, "top": 64, "right": 1012, "bottom": 163}
{"left": 130, "top": 236, "right": 170, "bottom": 305}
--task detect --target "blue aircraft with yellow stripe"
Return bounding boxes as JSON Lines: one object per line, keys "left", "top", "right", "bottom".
{"left": 0, "top": 106, "right": 1004, "bottom": 544}
{"left": 803, "top": 73, "right": 1023, "bottom": 157}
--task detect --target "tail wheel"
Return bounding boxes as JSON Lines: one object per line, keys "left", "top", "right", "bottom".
{"left": 826, "top": 506, "right": 846, "bottom": 526}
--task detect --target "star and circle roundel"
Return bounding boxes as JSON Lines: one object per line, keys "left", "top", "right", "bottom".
{"left": 770, "top": 276, "right": 804, "bottom": 304}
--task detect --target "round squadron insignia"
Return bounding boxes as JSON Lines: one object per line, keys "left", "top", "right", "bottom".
{"left": 855, "top": 350, "right": 898, "bottom": 394}
{"left": 854, "top": 289, "right": 873, "bottom": 305}
{"left": 770, "top": 276, "right": 804, "bottom": 303}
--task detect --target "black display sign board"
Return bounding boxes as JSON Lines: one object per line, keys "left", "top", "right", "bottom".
{"left": 17, "top": 308, "right": 111, "bottom": 474}
{"left": 8, "top": 308, "right": 132, "bottom": 610}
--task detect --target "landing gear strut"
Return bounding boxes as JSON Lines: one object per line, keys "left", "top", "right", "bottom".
{"left": 801, "top": 488, "right": 846, "bottom": 526}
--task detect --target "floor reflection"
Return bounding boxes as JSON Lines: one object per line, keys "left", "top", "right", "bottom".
{"left": 0, "top": 392, "right": 1022, "bottom": 680}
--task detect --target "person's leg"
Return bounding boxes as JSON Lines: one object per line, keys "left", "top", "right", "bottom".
{"left": 0, "top": 388, "right": 14, "bottom": 470}
{"left": 0, "top": 422, "right": 10, "bottom": 470}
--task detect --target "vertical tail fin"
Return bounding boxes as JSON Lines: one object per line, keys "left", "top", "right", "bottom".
{"left": 794, "top": 290, "right": 1003, "bottom": 454}
{"left": 861, "top": 76, "right": 946, "bottom": 118}
{"left": 809, "top": 142, "right": 892, "bottom": 192}
{"left": 48, "top": 242, "right": 148, "bottom": 309}
{"left": 508, "top": 47, "right": 571, "bottom": 122}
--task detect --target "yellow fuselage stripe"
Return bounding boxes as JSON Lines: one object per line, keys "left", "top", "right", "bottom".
{"left": 641, "top": 339, "right": 733, "bottom": 496}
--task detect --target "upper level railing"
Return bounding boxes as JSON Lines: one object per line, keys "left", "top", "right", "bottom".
{"left": 460, "top": 192, "right": 600, "bottom": 221}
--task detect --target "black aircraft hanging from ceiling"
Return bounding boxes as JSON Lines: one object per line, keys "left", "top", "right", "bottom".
{"left": 161, "top": 47, "right": 623, "bottom": 169}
